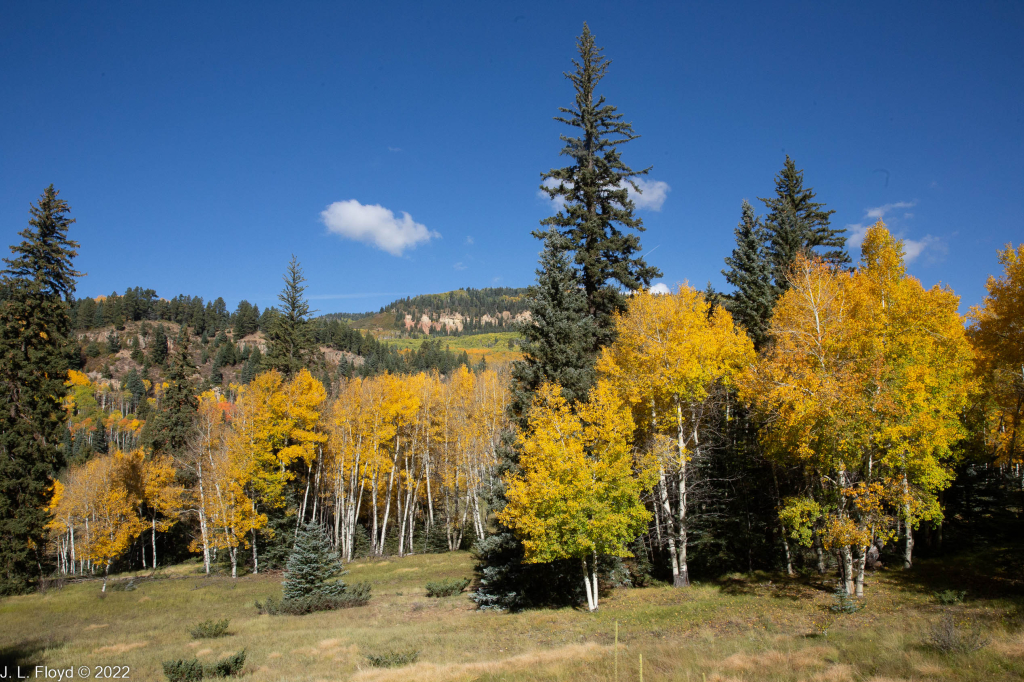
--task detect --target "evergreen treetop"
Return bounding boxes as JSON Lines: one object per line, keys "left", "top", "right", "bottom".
{"left": 539, "top": 23, "right": 661, "bottom": 348}
{"left": 759, "top": 155, "right": 849, "bottom": 280}
{"left": 722, "top": 200, "right": 776, "bottom": 349}
{"left": 266, "top": 256, "right": 320, "bottom": 377}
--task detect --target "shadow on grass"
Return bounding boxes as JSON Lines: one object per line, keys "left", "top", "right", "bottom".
{"left": 716, "top": 571, "right": 835, "bottom": 601}
{"left": 0, "top": 638, "right": 66, "bottom": 669}
{"left": 885, "top": 550, "right": 1024, "bottom": 601}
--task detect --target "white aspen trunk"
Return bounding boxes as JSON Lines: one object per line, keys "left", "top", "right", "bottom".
{"left": 591, "top": 550, "right": 599, "bottom": 610}
{"left": 425, "top": 457, "right": 434, "bottom": 530}
{"left": 902, "top": 474, "right": 914, "bottom": 569}
{"left": 582, "top": 557, "right": 596, "bottom": 612}
{"left": 854, "top": 544, "right": 868, "bottom": 597}
{"left": 151, "top": 516, "right": 157, "bottom": 569}
{"left": 251, "top": 526, "right": 259, "bottom": 575}
{"left": 371, "top": 471, "right": 380, "bottom": 556}
{"left": 378, "top": 462, "right": 397, "bottom": 556}
{"left": 674, "top": 401, "right": 691, "bottom": 587}
{"left": 841, "top": 545, "right": 855, "bottom": 595}
{"left": 69, "top": 525, "right": 76, "bottom": 574}
{"left": 298, "top": 463, "right": 312, "bottom": 533}
{"left": 658, "top": 472, "right": 680, "bottom": 584}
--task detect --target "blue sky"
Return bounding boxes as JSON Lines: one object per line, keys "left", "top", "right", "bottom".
{"left": 2, "top": 1, "right": 1021, "bottom": 314}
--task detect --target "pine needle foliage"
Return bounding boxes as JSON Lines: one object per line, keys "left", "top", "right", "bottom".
{"left": 722, "top": 200, "right": 776, "bottom": 349}
{"left": 0, "top": 185, "right": 81, "bottom": 594}
{"left": 539, "top": 23, "right": 661, "bottom": 349}
{"left": 282, "top": 521, "right": 347, "bottom": 601}
{"left": 266, "top": 256, "right": 320, "bottom": 377}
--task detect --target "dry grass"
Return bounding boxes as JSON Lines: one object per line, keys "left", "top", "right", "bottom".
{"left": 1, "top": 552, "right": 1022, "bottom": 681}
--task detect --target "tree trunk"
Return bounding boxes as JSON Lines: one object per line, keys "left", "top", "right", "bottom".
{"left": 251, "top": 526, "right": 259, "bottom": 575}
{"left": 582, "top": 556, "right": 597, "bottom": 612}
{"left": 841, "top": 546, "right": 855, "bottom": 595}
{"left": 854, "top": 544, "right": 868, "bottom": 597}
{"left": 902, "top": 475, "right": 914, "bottom": 569}
{"left": 151, "top": 516, "right": 157, "bottom": 569}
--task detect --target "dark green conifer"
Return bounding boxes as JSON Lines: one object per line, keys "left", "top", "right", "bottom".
{"left": 539, "top": 23, "right": 661, "bottom": 350}
{"left": 759, "top": 156, "right": 848, "bottom": 284}
{"left": 150, "top": 334, "right": 197, "bottom": 455}
{"left": 0, "top": 185, "right": 81, "bottom": 593}
{"left": 265, "top": 257, "right": 320, "bottom": 377}
{"left": 722, "top": 201, "right": 776, "bottom": 349}
{"left": 282, "top": 522, "right": 347, "bottom": 601}
{"left": 150, "top": 324, "right": 169, "bottom": 365}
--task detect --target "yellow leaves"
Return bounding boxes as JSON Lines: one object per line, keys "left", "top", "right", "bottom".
{"left": 499, "top": 381, "right": 652, "bottom": 564}
{"left": 66, "top": 370, "right": 90, "bottom": 387}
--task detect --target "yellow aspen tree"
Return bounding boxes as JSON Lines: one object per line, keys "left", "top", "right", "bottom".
{"left": 281, "top": 369, "right": 328, "bottom": 531}
{"left": 969, "top": 243, "right": 1024, "bottom": 472}
{"left": 140, "top": 454, "right": 182, "bottom": 569}
{"left": 327, "top": 377, "right": 369, "bottom": 560}
{"left": 499, "top": 381, "right": 653, "bottom": 611}
{"left": 598, "top": 285, "right": 754, "bottom": 587}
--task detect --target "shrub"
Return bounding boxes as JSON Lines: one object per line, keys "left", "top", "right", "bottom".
{"left": 162, "top": 659, "right": 203, "bottom": 682}
{"left": 829, "top": 586, "right": 863, "bottom": 614}
{"left": 189, "top": 619, "right": 229, "bottom": 639}
{"left": 929, "top": 612, "right": 989, "bottom": 654}
{"left": 283, "top": 522, "right": 347, "bottom": 601}
{"left": 256, "top": 582, "right": 371, "bottom": 615}
{"left": 205, "top": 650, "right": 245, "bottom": 677}
{"left": 934, "top": 589, "right": 967, "bottom": 605}
{"left": 425, "top": 577, "right": 470, "bottom": 598}
{"left": 365, "top": 649, "right": 419, "bottom": 668}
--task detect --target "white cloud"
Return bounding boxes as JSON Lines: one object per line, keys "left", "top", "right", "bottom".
{"left": 847, "top": 201, "right": 917, "bottom": 248}
{"left": 845, "top": 200, "right": 944, "bottom": 263}
{"left": 465, "top": 236, "right": 474, "bottom": 245}
{"left": 538, "top": 176, "right": 671, "bottom": 212}
{"left": 453, "top": 262, "right": 467, "bottom": 271}
{"left": 321, "top": 200, "right": 439, "bottom": 256}
{"left": 649, "top": 283, "right": 671, "bottom": 295}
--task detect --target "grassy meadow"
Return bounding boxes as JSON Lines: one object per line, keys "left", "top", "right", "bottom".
{"left": 384, "top": 332, "right": 522, "bottom": 365}
{"left": 2, "top": 550, "right": 1023, "bottom": 681}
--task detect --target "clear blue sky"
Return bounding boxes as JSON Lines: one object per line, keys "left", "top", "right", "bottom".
{"left": 2, "top": 1, "right": 1021, "bottom": 314}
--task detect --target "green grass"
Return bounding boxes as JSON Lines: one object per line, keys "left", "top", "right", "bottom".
{"left": 2, "top": 552, "right": 1023, "bottom": 681}
{"left": 383, "top": 332, "right": 522, "bottom": 364}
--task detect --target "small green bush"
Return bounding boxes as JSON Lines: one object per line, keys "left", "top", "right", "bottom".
{"left": 425, "top": 577, "right": 470, "bottom": 598}
{"left": 256, "top": 582, "right": 371, "bottom": 615}
{"left": 162, "top": 658, "right": 203, "bottom": 682}
{"left": 205, "top": 649, "right": 245, "bottom": 677}
{"left": 365, "top": 649, "right": 419, "bottom": 668}
{"left": 189, "top": 619, "right": 229, "bottom": 639}
{"left": 934, "top": 589, "right": 967, "bottom": 605}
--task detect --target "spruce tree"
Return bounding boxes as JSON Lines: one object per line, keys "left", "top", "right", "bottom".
{"left": 266, "top": 256, "right": 320, "bottom": 377}
{"left": 722, "top": 201, "right": 776, "bottom": 349}
{"left": 282, "top": 522, "right": 347, "bottom": 601}
{"left": 539, "top": 23, "right": 661, "bottom": 349}
{"left": 759, "top": 155, "right": 848, "bottom": 287}
{"left": 510, "top": 229, "right": 598, "bottom": 414}
{"left": 150, "top": 324, "right": 168, "bottom": 365}
{"left": 0, "top": 185, "right": 81, "bottom": 593}
{"left": 150, "top": 333, "right": 197, "bottom": 455}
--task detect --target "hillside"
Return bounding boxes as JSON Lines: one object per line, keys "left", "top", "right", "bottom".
{"left": 322, "top": 287, "right": 532, "bottom": 336}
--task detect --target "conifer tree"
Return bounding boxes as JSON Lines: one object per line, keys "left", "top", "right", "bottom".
{"left": 0, "top": 185, "right": 81, "bottom": 593}
{"left": 282, "top": 522, "right": 347, "bottom": 601}
{"left": 540, "top": 23, "right": 661, "bottom": 349}
{"left": 722, "top": 201, "right": 776, "bottom": 349}
{"left": 150, "top": 324, "right": 168, "bottom": 365}
{"left": 151, "top": 334, "right": 198, "bottom": 455}
{"left": 759, "top": 156, "right": 848, "bottom": 286}
{"left": 266, "top": 256, "right": 320, "bottom": 377}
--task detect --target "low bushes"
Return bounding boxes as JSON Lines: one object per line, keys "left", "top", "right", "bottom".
{"left": 256, "top": 582, "right": 371, "bottom": 615}
{"left": 365, "top": 649, "right": 419, "bottom": 668}
{"left": 425, "top": 577, "right": 470, "bottom": 597}
{"left": 189, "top": 619, "right": 229, "bottom": 639}
{"left": 162, "top": 650, "right": 245, "bottom": 681}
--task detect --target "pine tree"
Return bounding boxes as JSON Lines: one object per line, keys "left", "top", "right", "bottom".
{"left": 722, "top": 200, "right": 776, "bottom": 349}
{"left": 282, "top": 522, "right": 347, "bottom": 601}
{"left": 540, "top": 23, "right": 661, "bottom": 349}
{"left": 759, "top": 156, "right": 848, "bottom": 285}
{"left": 510, "top": 229, "right": 598, "bottom": 415}
{"left": 150, "top": 324, "right": 168, "bottom": 365}
{"left": 266, "top": 256, "right": 320, "bottom": 377}
{"left": 151, "top": 333, "right": 197, "bottom": 455}
{"left": 0, "top": 185, "right": 81, "bottom": 593}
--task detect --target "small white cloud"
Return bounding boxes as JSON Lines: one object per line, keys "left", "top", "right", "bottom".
{"left": 387, "top": 146, "right": 402, "bottom": 152}
{"left": 538, "top": 176, "right": 671, "bottom": 212}
{"left": 465, "top": 236, "right": 474, "bottom": 245}
{"left": 321, "top": 199, "right": 439, "bottom": 256}
{"left": 845, "top": 200, "right": 944, "bottom": 263}
{"left": 627, "top": 178, "right": 670, "bottom": 211}
{"left": 453, "top": 262, "right": 467, "bottom": 271}
{"left": 649, "top": 283, "right": 671, "bottom": 295}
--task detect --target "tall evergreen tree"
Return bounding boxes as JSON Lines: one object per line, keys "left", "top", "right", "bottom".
{"left": 759, "top": 155, "right": 848, "bottom": 286}
{"left": 722, "top": 201, "right": 776, "bottom": 349}
{"left": 510, "top": 230, "right": 598, "bottom": 416}
{"left": 539, "top": 23, "right": 661, "bottom": 350}
{"left": 265, "top": 256, "right": 320, "bottom": 377}
{"left": 150, "top": 333, "right": 198, "bottom": 455}
{"left": 0, "top": 185, "right": 81, "bottom": 593}
{"left": 150, "top": 324, "right": 169, "bottom": 365}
